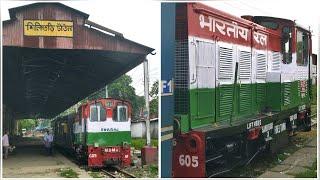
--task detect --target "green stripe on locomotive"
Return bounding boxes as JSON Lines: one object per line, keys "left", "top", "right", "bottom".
{"left": 87, "top": 131, "right": 131, "bottom": 146}
{"left": 73, "top": 131, "right": 131, "bottom": 146}
{"left": 177, "top": 80, "right": 310, "bottom": 132}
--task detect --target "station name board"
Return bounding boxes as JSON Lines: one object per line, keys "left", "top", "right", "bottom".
{"left": 23, "top": 20, "right": 73, "bottom": 37}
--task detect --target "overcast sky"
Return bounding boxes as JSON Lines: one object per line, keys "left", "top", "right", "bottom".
{"left": 2, "top": 0, "right": 319, "bottom": 96}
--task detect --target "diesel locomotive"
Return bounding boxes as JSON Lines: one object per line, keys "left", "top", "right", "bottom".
{"left": 172, "top": 3, "right": 313, "bottom": 177}
{"left": 53, "top": 98, "right": 132, "bottom": 168}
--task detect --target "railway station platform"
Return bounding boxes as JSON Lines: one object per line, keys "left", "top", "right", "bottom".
{"left": 2, "top": 137, "right": 90, "bottom": 178}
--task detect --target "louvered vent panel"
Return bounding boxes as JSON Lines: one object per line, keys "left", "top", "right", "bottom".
{"left": 239, "top": 51, "right": 251, "bottom": 79}
{"left": 257, "top": 83, "right": 266, "bottom": 104}
{"left": 219, "top": 85, "right": 233, "bottom": 118}
{"left": 239, "top": 84, "right": 252, "bottom": 113}
{"left": 272, "top": 52, "right": 281, "bottom": 71}
{"left": 219, "top": 47, "right": 233, "bottom": 79}
{"left": 256, "top": 53, "right": 267, "bottom": 79}
{"left": 283, "top": 82, "right": 291, "bottom": 106}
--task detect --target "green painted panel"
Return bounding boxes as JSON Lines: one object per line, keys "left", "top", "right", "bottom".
{"left": 266, "top": 82, "right": 281, "bottom": 111}
{"left": 87, "top": 131, "right": 131, "bottom": 146}
{"left": 189, "top": 88, "right": 215, "bottom": 129}
{"left": 180, "top": 114, "right": 190, "bottom": 133}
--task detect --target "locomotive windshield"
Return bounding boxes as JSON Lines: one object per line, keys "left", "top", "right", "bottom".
{"left": 90, "top": 102, "right": 106, "bottom": 122}
{"left": 113, "top": 105, "right": 128, "bottom": 122}
{"left": 296, "top": 29, "right": 309, "bottom": 66}
{"left": 282, "top": 26, "right": 292, "bottom": 64}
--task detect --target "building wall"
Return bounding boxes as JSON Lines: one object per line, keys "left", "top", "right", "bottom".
{"left": 131, "top": 119, "right": 158, "bottom": 139}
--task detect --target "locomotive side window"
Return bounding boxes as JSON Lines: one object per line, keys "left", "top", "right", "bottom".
{"left": 282, "top": 26, "right": 292, "bottom": 64}
{"left": 90, "top": 102, "right": 106, "bottom": 122}
{"left": 296, "top": 30, "right": 309, "bottom": 66}
{"left": 259, "top": 21, "right": 279, "bottom": 30}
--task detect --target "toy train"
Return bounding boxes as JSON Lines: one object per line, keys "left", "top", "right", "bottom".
{"left": 53, "top": 98, "right": 132, "bottom": 168}
{"left": 172, "top": 3, "right": 313, "bottom": 177}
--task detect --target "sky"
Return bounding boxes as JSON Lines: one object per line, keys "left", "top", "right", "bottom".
{"left": 1, "top": 0, "right": 161, "bottom": 96}
{"left": 2, "top": 0, "right": 319, "bottom": 96}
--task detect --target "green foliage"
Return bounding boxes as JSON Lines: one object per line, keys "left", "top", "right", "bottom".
{"left": 108, "top": 75, "right": 145, "bottom": 119}
{"left": 149, "top": 80, "right": 158, "bottom": 117}
{"left": 131, "top": 138, "right": 158, "bottom": 150}
{"left": 311, "top": 84, "right": 317, "bottom": 105}
{"left": 57, "top": 168, "right": 79, "bottom": 178}
{"left": 149, "top": 164, "right": 158, "bottom": 176}
{"left": 89, "top": 171, "right": 104, "bottom": 178}
{"left": 18, "top": 119, "right": 36, "bottom": 131}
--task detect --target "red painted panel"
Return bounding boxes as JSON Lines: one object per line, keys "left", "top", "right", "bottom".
{"left": 187, "top": 3, "right": 252, "bottom": 47}
{"left": 173, "top": 131, "right": 206, "bottom": 177}
{"left": 87, "top": 146, "right": 131, "bottom": 167}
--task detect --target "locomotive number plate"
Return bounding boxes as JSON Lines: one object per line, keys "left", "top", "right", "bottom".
{"left": 178, "top": 154, "right": 198, "bottom": 168}
{"left": 89, "top": 154, "right": 97, "bottom": 158}
{"left": 274, "top": 123, "right": 286, "bottom": 134}
{"left": 247, "top": 119, "right": 261, "bottom": 130}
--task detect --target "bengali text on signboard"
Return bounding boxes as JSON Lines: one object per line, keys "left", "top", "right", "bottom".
{"left": 23, "top": 20, "right": 73, "bottom": 37}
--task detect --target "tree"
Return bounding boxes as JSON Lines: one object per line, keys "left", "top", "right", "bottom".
{"left": 18, "top": 119, "right": 36, "bottom": 132}
{"left": 149, "top": 80, "right": 158, "bottom": 117}
{"left": 108, "top": 75, "right": 145, "bottom": 119}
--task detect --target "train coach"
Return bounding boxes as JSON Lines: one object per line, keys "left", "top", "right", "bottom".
{"left": 53, "top": 98, "right": 132, "bottom": 168}
{"left": 172, "top": 3, "right": 313, "bottom": 177}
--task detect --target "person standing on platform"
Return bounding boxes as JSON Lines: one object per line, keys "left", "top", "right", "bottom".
{"left": 43, "top": 130, "right": 53, "bottom": 156}
{"left": 2, "top": 131, "right": 10, "bottom": 159}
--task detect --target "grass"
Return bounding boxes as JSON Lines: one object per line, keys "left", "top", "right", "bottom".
{"left": 294, "top": 159, "right": 317, "bottom": 178}
{"left": 57, "top": 168, "right": 79, "bottom": 178}
{"left": 311, "top": 85, "right": 317, "bottom": 116}
{"left": 88, "top": 171, "right": 104, "bottom": 178}
{"left": 311, "top": 84, "right": 317, "bottom": 106}
{"left": 149, "top": 164, "right": 158, "bottom": 176}
{"left": 131, "top": 138, "right": 158, "bottom": 150}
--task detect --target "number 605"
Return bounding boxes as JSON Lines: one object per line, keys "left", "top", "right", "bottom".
{"left": 179, "top": 154, "right": 198, "bottom": 167}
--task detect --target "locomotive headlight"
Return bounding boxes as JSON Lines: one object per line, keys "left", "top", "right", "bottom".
{"left": 94, "top": 142, "right": 99, "bottom": 147}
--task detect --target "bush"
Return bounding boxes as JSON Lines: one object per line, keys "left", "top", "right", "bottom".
{"left": 131, "top": 138, "right": 158, "bottom": 150}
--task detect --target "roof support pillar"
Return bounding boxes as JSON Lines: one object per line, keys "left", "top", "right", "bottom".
{"left": 144, "top": 58, "right": 151, "bottom": 146}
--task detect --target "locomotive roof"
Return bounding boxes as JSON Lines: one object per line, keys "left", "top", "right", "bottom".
{"left": 83, "top": 98, "right": 132, "bottom": 106}
{"left": 243, "top": 15, "right": 311, "bottom": 33}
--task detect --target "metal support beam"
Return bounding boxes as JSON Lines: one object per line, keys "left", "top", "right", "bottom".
{"left": 144, "top": 58, "right": 151, "bottom": 146}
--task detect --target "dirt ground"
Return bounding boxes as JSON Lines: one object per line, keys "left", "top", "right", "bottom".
{"left": 2, "top": 137, "right": 158, "bottom": 178}
{"left": 259, "top": 124, "right": 317, "bottom": 178}
{"left": 223, "top": 122, "right": 317, "bottom": 178}
{"left": 2, "top": 140, "right": 90, "bottom": 178}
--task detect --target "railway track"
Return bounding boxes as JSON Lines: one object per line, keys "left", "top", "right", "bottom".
{"left": 101, "top": 167, "right": 136, "bottom": 178}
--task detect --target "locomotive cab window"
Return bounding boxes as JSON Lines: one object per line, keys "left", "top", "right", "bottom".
{"left": 113, "top": 105, "right": 128, "bottom": 122}
{"left": 282, "top": 26, "right": 292, "bottom": 64}
{"left": 259, "top": 21, "right": 279, "bottom": 30}
{"left": 90, "top": 102, "right": 106, "bottom": 122}
{"left": 296, "top": 30, "right": 309, "bottom": 66}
